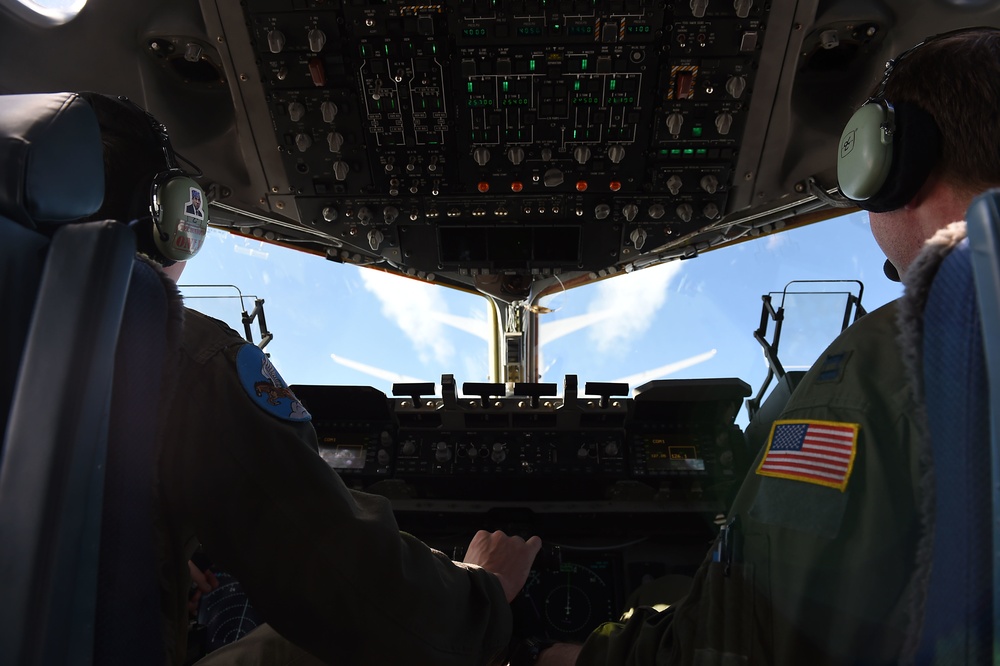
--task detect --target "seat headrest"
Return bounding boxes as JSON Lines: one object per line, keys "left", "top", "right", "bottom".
{"left": 0, "top": 92, "right": 105, "bottom": 228}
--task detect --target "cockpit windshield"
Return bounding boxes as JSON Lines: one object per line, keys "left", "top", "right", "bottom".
{"left": 179, "top": 208, "right": 902, "bottom": 427}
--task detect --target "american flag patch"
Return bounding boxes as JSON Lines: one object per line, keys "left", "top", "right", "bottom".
{"left": 756, "top": 420, "right": 859, "bottom": 491}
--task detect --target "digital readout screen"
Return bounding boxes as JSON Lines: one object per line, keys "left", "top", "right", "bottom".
{"left": 318, "top": 435, "right": 366, "bottom": 469}
{"left": 644, "top": 439, "right": 706, "bottom": 471}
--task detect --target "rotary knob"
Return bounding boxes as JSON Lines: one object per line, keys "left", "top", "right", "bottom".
{"left": 288, "top": 102, "right": 305, "bottom": 122}
{"left": 604, "top": 441, "right": 620, "bottom": 456}
{"left": 356, "top": 207, "right": 373, "bottom": 225}
{"left": 573, "top": 146, "right": 592, "bottom": 165}
{"left": 332, "top": 160, "right": 350, "bottom": 181}
{"left": 676, "top": 203, "right": 694, "bottom": 222}
{"left": 726, "top": 75, "right": 747, "bottom": 99}
{"left": 629, "top": 228, "right": 648, "bottom": 250}
{"left": 667, "top": 175, "right": 683, "bottom": 196}
{"left": 307, "top": 28, "right": 327, "bottom": 53}
{"left": 434, "top": 442, "right": 452, "bottom": 462}
{"left": 367, "top": 229, "right": 384, "bottom": 251}
{"left": 594, "top": 203, "right": 612, "bottom": 220}
{"left": 401, "top": 439, "right": 417, "bottom": 456}
{"left": 327, "top": 131, "right": 344, "bottom": 153}
{"left": 267, "top": 29, "right": 286, "bottom": 54}
{"left": 622, "top": 203, "right": 639, "bottom": 222}
{"left": 294, "top": 133, "right": 312, "bottom": 152}
{"left": 322, "top": 206, "right": 339, "bottom": 222}
{"left": 734, "top": 0, "right": 753, "bottom": 18}
{"left": 321, "top": 101, "right": 338, "bottom": 123}
{"left": 666, "top": 112, "right": 684, "bottom": 135}
{"left": 703, "top": 202, "right": 720, "bottom": 219}
{"left": 715, "top": 112, "right": 734, "bottom": 135}
{"left": 543, "top": 168, "right": 564, "bottom": 187}
{"left": 491, "top": 443, "right": 507, "bottom": 463}
{"left": 383, "top": 206, "right": 399, "bottom": 224}
{"left": 700, "top": 175, "right": 719, "bottom": 194}
{"left": 473, "top": 147, "right": 491, "bottom": 166}
{"left": 607, "top": 144, "right": 626, "bottom": 164}
{"left": 507, "top": 147, "right": 526, "bottom": 165}
{"left": 648, "top": 203, "right": 666, "bottom": 219}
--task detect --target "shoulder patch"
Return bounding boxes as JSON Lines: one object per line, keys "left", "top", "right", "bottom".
{"left": 236, "top": 345, "right": 311, "bottom": 422}
{"left": 815, "top": 350, "right": 852, "bottom": 384}
{"left": 756, "top": 419, "right": 859, "bottom": 491}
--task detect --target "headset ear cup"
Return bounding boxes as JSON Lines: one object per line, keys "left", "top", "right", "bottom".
{"left": 839, "top": 101, "right": 942, "bottom": 212}
{"left": 838, "top": 101, "right": 897, "bottom": 202}
{"left": 860, "top": 101, "right": 941, "bottom": 213}
{"left": 151, "top": 174, "right": 209, "bottom": 261}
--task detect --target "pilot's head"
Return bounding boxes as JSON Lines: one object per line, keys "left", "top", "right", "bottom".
{"left": 78, "top": 92, "right": 206, "bottom": 277}
{"left": 877, "top": 28, "right": 1000, "bottom": 201}
{"left": 78, "top": 92, "right": 169, "bottom": 226}
{"left": 841, "top": 28, "right": 1000, "bottom": 277}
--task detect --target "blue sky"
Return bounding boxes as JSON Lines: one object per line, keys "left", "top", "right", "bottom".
{"left": 178, "top": 209, "right": 902, "bottom": 426}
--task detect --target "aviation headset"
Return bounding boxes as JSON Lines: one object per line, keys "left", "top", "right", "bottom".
{"left": 142, "top": 109, "right": 210, "bottom": 263}
{"left": 836, "top": 32, "right": 958, "bottom": 212}
{"left": 81, "top": 92, "right": 209, "bottom": 264}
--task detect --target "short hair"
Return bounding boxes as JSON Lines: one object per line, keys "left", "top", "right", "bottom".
{"left": 77, "top": 92, "right": 168, "bottom": 223}
{"left": 883, "top": 28, "right": 1000, "bottom": 195}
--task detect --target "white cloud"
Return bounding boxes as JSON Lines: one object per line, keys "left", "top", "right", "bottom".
{"left": 586, "top": 262, "right": 683, "bottom": 352}
{"left": 611, "top": 349, "right": 717, "bottom": 389}
{"left": 330, "top": 353, "right": 429, "bottom": 384}
{"left": 766, "top": 233, "right": 788, "bottom": 251}
{"left": 358, "top": 268, "right": 454, "bottom": 364}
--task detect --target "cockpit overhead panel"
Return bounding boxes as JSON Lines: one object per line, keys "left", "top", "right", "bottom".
{"left": 210, "top": 0, "right": 772, "bottom": 283}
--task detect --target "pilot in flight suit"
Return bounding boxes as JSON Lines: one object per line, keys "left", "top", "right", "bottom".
{"left": 156, "top": 307, "right": 514, "bottom": 665}
{"left": 80, "top": 91, "right": 536, "bottom": 666}
{"left": 572, "top": 218, "right": 978, "bottom": 666}
{"left": 539, "top": 27, "right": 1000, "bottom": 666}
{"left": 574, "top": 291, "right": 929, "bottom": 665}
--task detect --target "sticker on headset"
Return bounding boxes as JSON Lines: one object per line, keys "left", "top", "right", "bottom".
{"left": 236, "top": 344, "right": 311, "bottom": 422}
{"left": 184, "top": 186, "right": 205, "bottom": 220}
{"left": 173, "top": 219, "right": 206, "bottom": 256}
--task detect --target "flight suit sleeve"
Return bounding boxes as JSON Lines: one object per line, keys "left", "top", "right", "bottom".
{"left": 157, "top": 327, "right": 512, "bottom": 666}
{"left": 576, "top": 302, "right": 926, "bottom": 666}
{"left": 575, "top": 545, "right": 765, "bottom": 666}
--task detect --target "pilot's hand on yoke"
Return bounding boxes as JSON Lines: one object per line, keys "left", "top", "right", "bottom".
{"left": 463, "top": 529, "right": 542, "bottom": 603}
{"left": 187, "top": 559, "right": 220, "bottom": 616}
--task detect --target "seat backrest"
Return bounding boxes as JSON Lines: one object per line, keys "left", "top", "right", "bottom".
{"left": 965, "top": 190, "right": 1000, "bottom": 655}
{"left": 908, "top": 192, "right": 1000, "bottom": 662}
{"left": 0, "top": 92, "right": 172, "bottom": 665}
